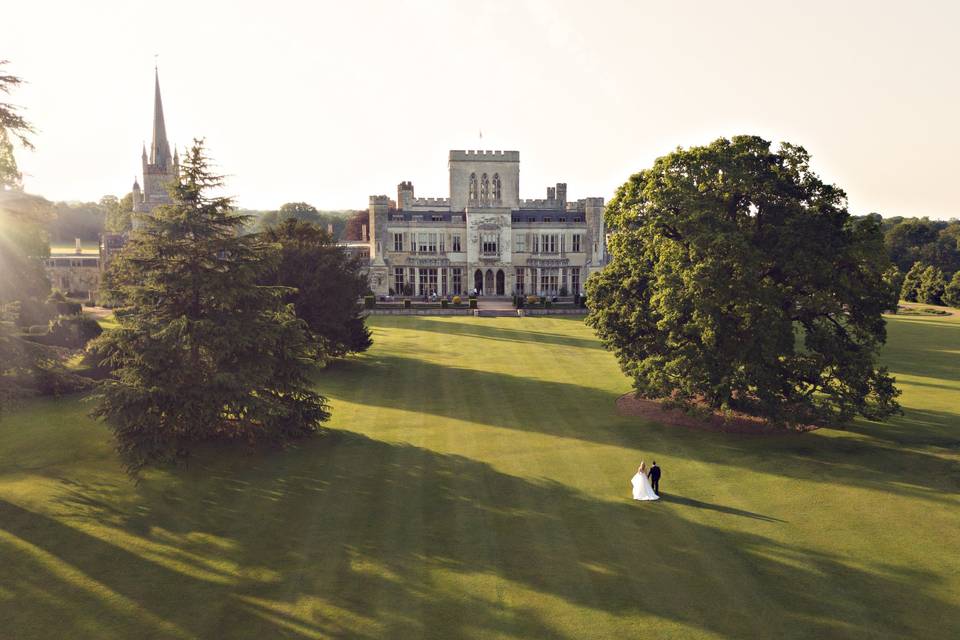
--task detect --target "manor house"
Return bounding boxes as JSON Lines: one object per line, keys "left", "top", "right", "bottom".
{"left": 365, "top": 151, "right": 607, "bottom": 298}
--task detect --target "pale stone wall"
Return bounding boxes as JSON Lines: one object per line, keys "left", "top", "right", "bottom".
{"left": 45, "top": 262, "right": 101, "bottom": 296}
{"left": 368, "top": 195, "right": 390, "bottom": 261}
{"left": 449, "top": 150, "right": 520, "bottom": 211}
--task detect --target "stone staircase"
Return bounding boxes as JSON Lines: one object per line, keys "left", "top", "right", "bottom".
{"left": 474, "top": 297, "right": 517, "bottom": 317}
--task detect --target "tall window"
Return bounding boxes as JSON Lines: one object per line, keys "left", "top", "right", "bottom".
{"left": 572, "top": 233, "right": 581, "bottom": 252}
{"left": 480, "top": 173, "right": 489, "bottom": 203}
{"left": 452, "top": 234, "right": 461, "bottom": 252}
{"left": 492, "top": 173, "right": 502, "bottom": 201}
{"left": 419, "top": 269, "right": 428, "bottom": 295}
{"left": 515, "top": 268, "right": 525, "bottom": 294}
{"left": 427, "top": 233, "right": 437, "bottom": 252}
{"left": 541, "top": 234, "right": 558, "bottom": 253}
{"left": 452, "top": 268, "right": 462, "bottom": 294}
{"left": 427, "top": 268, "right": 438, "bottom": 295}
{"left": 540, "top": 268, "right": 559, "bottom": 295}
{"left": 571, "top": 267, "right": 580, "bottom": 294}
{"left": 515, "top": 233, "right": 526, "bottom": 252}
{"left": 408, "top": 267, "right": 416, "bottom": 292}
{"left": 394, "top": 267, "right": 404, "bottom": 293}
{"left": 481, "top": 233, "right": 498, "bottom": 255}
{"left": 532, "top": 234, "right": 540, "bottom": 253}
{"left": 469, "top": 173, "right": 478, "bottom": 202}
{"left": 440, "top": 234, "right": 445, "bottom": 253}
{"left": 442, "top": 269, "right": 448, "bottom": 295}
{"left": 393, "top": 232, "right": 403, "bottom": 252}
{"left": 418, "top": 233, "right": 429, "bottom": 253}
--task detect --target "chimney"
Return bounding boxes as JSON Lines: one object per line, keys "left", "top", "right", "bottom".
{"left": 547, "top": 187, "right": 556, "bottom": 201}
{"left": 556, "top": 183, "right": 567, "bottom": 208}
{"left": 75, "top": 238, "right": 82, "bottom": 254}
{"left": 362, "top": 224, "right": 368, "bottom": 242}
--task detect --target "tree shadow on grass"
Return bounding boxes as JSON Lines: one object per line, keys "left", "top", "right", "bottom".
{"left": 882, "top": 317, "right": 960, "bottom": 383}
{"left": 5, "top": 432, "right": 957, "bottom": 639}
{"left": 656, "top": 494, "right": 786, "bottom": 522}
{"left": 841, "top": 408, "right": 960, "bottom": 450}
{"left": 318, "top": 354, "right": 960, "bottom": 502}
{"left": 401, "top": 316, "right": 603, "bottom": 351}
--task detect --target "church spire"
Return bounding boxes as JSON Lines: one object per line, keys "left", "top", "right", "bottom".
{"left": 149, "top": 67, "right": 172, "bottom": 169}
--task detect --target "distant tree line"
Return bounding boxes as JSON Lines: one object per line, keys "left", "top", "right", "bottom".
{"left": 45, "top": 197, "right": 366, "bottom": 245}
{"left": 855, "top": 214, "right": 960, "bottom": 306}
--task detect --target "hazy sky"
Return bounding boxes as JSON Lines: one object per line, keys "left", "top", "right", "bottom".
{"left": 6, "top": 0, "right": 959, "bottom": 217}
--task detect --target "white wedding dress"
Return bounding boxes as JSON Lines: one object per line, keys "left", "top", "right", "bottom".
{"left": 631, "top": 471, "right": 660, "bottom": 501}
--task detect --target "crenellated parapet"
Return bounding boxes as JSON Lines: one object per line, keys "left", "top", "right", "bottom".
{"left": 409, "top": 197, "right": 451, "bottom": 208}
{"left": 519, "top": 199, "right": 557, "bottom": 210}
{"left": 449, "top": 149, "right": 520, "bottom": 162}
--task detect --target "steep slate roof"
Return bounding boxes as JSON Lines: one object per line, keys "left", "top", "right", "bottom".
{"left": 149, "top": 68, "right": 172, "bottom": 169}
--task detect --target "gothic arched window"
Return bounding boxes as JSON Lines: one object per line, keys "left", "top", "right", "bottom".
{"left": 480, "top": 173, "right": 489, "bottom": 203}
{"left": 492, "top": 173, "right": 502, "bottom": 202}
{"left": 469, "top": 173, "right": 478, "bottom": 202}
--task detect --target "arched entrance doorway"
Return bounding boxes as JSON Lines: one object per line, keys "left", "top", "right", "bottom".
{"left": 474, "top": 269, "right": 483, "bottom": 295}
{"left": 484, "top": 269, "right": 495, "bottom": 296}
{"left": 496, "top": 269, "right": 505, "bottom": 296}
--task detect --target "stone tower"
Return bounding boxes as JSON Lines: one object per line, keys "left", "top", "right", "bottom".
{"left": 133, "top": 68, "right": 177, "bottom": 215}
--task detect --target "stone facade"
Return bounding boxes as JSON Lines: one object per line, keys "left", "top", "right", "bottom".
{"left": 44, "top": 240, "right": 101, "bottom": 298}
{"left": 366, "top": 150, "right": 606, "bottom": 297}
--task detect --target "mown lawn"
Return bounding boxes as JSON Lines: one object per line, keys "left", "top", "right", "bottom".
{"left": 1, "top": 315, "right": 958, "bottom": 639}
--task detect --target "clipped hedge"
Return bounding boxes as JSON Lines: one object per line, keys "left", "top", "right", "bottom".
{"left": 56, "top": 301, "right": 83, "bottom": 316}
{"left": 26, "top": 316, "right": 104, "bottom": 349}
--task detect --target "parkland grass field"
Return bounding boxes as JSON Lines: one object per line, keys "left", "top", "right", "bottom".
{"left": 1, "top": 314, "right": 959, "bottom": 639}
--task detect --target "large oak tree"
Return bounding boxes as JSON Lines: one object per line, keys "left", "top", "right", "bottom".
{"left": 587, "top": 136, "right": 899, "bottom": 425}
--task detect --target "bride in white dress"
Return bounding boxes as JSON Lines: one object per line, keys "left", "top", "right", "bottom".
{"left": 632, "top": 462, "right": 660, "bottom": 501}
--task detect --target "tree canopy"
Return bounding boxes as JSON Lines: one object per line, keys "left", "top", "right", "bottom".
{"left": 1, "top": 60, "right": 33, "bottom": 190}
{"left": 883, "top": 217, "right": 960, "bottom": 277}
{"left": 260, "top": 218, "right": 372, "bottom": 358}
{"left": 91, "top": 140, "right": 329, "bottom": 473}
{"left": 249, "top": 203, "right": 354, "bottom": 238}
{"left": 587, "top": 135, "right": 900, "bottom": 426}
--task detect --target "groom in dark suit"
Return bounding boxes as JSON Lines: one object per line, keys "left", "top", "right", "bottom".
{"left": 647, "top": 461, "right": 661, "bottom": 495}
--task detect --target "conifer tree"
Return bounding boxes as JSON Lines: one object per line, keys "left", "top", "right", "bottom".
{"left": 92, "top": 140, "right": 329, "bottom": 473}
{"left": 900, "top": 262, "right": 925, "bottom": 302}
{"left": 944, "top": 271, "right": 960, "bottom": 308}
{"left": 916, "top": 265, "right": 946, "bottom": 305}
